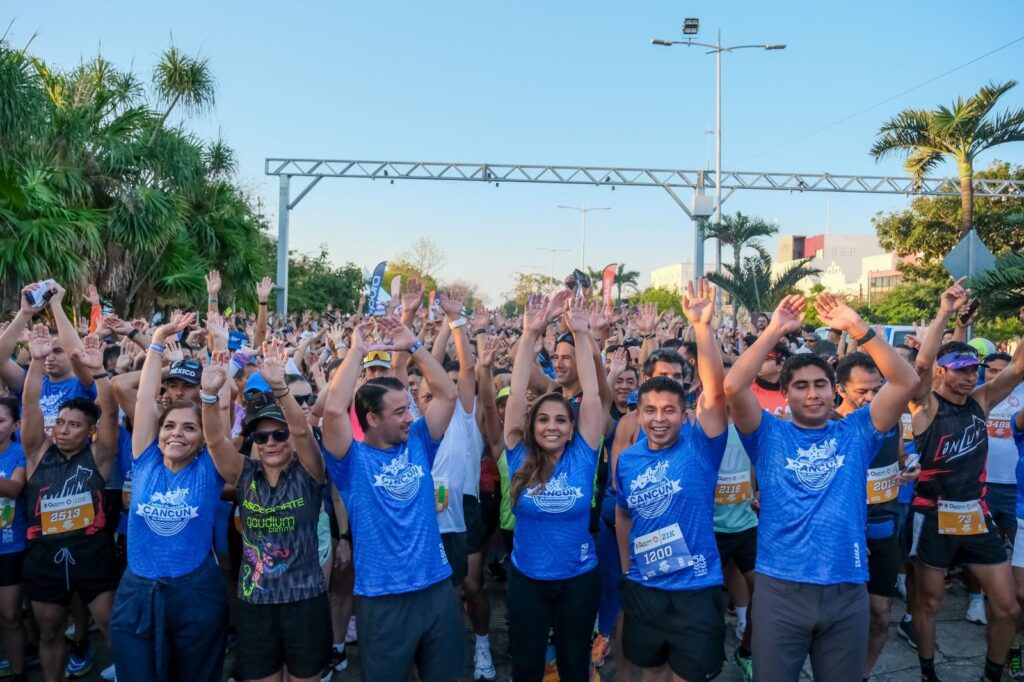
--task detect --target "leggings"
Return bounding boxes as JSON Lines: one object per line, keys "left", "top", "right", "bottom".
{"left": 507, "top": 563, "right": 600, "bottom": 682}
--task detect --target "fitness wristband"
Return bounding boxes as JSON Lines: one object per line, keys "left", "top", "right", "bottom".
{"left": 149, "top": 343, "right": 166, "bottom": 354}
{"left": 854, "top": 328, "right": 876, "bottom": 345}
{"left": 199, "top": 391, "right": 219, "bottom": 405}
{"left": 409, "top": 340, "right": 424, "bottom": 354}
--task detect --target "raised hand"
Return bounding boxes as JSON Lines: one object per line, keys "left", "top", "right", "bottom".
{"left": 309, "top": 361, "right": 327, "bottom": 391}
{"left": 371, "top": 317, "right": 418, "bottom": 352}
{"left": 608, "top": 346, "right": 628, "bottom": 376}
{"left": 27, "top": 324, "right": 53, "bottom": 360}
{"left": 131, "top": 318, "right": 149, "bottom": 335}
{"left": 115, "top": 343, "right": 134, "bottom": 374}
{"left": 19, "top": 285, "right": 37, "bottom": 315}
{"left": 402, "top": 279, "right": 424, "bottom": 314}
{"left": 439, "top": 292, "right": 465, "bottom": 322}
{"left": 153, "top": 311, "right": 196, "bottom": 344}
{"left": 46, "top": 281, "right": 66, "bottom": 307}
{"left": 544, "top": 290, "right": 574, "bottom": 322}
{"left": 256, "top": 276, "right": 274, "bottom": 302}
{"left": 164, "top": 340, "right": 184, "bottom": 363}
{"left": 939, "top": 276, "right": 969, "bottom": 315}
{"left": 681, "top": 278, "right": 717, "bottom": 328}
{"left": 349, "top": 321, "right": 374, "bottom": 356}
{"left": 471, "top": 304, "right": 490, "bottom": 332}
{"left": 201, "top": 352, "right": 230, "bottom": 394}
{"left": 588, "top": 301, "right": 611, "bottom": 333}
{"left": 766, "top": 295, "right": 806, "bottom": 337}
{"left": 523, "top": 295, "right": 549, "bottom": 335}
{"left": 635, "top": 302, "right": 659, "bottom": 337}
{"left": 105, "top": 315, "right": 135, "bottom": 336}
{"left": 206, "top": 313, "right": 229, "bottom": 349}
{"left": 260, "top": 339, "right": 289, "bottom": 388}
{"left": 477, "top": 334, "right": 499, "bottom": 367}
{"left": 205, "top": 270, "right": 222, "bottom": 297}
{"left": 84, "top": 284, "right": 100, "bottom": 306}
{"left": 74, "top": 335, "right": 105, "bottom": 373}
{"left": 563, "top": 296, "right": 591, "bottom": 335}
{"left": 813, "top": 293, "right": 865, "bottom": 334}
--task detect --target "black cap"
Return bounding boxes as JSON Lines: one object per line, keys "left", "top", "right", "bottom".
{"left": 243, "top": 399, "right": 287, "bottom": 433}
{"left": 167, "top": 359, "right": 201, "bottom": 385}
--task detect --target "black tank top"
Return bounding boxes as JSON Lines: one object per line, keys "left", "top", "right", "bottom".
{"left": 912, "top": 392, "right": 988, "bottom": 510}
{"left": 25, "top": 444, "right": 106, "bottom": 542}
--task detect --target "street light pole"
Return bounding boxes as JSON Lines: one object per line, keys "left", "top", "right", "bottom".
{"left": 537, "top": 247, "right": 570, "bottom": 279}
{"left": 558, "top": 203, "right": 611, "bottom": 271}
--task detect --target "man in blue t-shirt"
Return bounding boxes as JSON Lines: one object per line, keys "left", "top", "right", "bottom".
{"left": 724, "top": 293, "right": 918, "bottom": 682}
{"left": 614, "top": 277, "right": 730, "bottom": 682}
{"left": 320, "top": 316, "right": 463, "bottom": 682}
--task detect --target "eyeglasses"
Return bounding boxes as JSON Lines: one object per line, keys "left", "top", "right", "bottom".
{"left": 251, "top": 428, "right": 290, "bottom": 445}
{"left": 293, "top": 394, "right": 315, "bottom": 406}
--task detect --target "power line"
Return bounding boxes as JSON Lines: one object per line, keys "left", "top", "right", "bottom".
{"left": 733, "top": 34, "right": 1024, "bottom": 165}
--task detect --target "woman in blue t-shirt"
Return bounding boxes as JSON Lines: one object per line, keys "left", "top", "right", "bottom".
{"left": 0, "top": 397, "right": 27, "bottom": 682}
{"left": 504, "top": 295, "right": 605, "bottom": 682}
{"left": 110, "top": 312, "right": 229, "bottom": 682}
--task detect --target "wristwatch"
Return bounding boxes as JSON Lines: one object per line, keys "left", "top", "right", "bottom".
{"left": 854, "top": 328, "right": 876, "bottom": 345}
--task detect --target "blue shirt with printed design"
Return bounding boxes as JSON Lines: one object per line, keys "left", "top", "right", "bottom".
{"left": 738, "top": 407, "right": 889, "bottom": 585}
{"left": 507, "top": 434, "right": 598, "bottom": 580}
{"left": 324, "top": 418, "right": 451, "bottom": 597}
{"left": 616, "top": 420, "right": 727, "bottom": 590}
{"left": 0, "top": 442, "right": 27, "bottom": 554}
{"left": 127, "top": 442, "right": 225, "bottom": 579}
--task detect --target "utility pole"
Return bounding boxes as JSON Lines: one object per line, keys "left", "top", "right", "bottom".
{"left": 558, "top": 202, "right": 611, "bottom": 271}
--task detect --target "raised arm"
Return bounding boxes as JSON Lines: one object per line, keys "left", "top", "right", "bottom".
{"left": 200, "top": 352, "right": 244, "bottom": 484}
{"left": 47, "top": 283, "right": 93, "bottom": 388}
{"left": 912, "top": 278, "right": 968, "bottom": 405}
{"left": 681, "top": 279, "right": 727, "bottom": 438}
{"left": 563, "top": 298, "right": 602, "bottom": 448}
{"left": 815, "top": 294, "right": 918, "bottom": 433}
{"left": 205, "top": 270, "right": 221, "bottom": 317}
{"left": 133, "top": 312, "right": 196, "bottom": 457}
{"left": 74, "top": 335, "right": 118, "bottom": 478}
{"left": 20, "top": 325, "right": 52, "bottom": 463}
{"left": 254, "top": 276, "right": 274, "bottom": 349}
{"left": 439, "top": 293, "right": 476, "bottom": 412}
{"left": 634, "top": 303, "right": 659, "bottom": 370}
{"left": 504, "top": 296, "right": 548, "bottom": 451}
{"left": 724, "top": 296, "right": 806, "bottom": 434}
{"left": 475, "top": 335, "right": 502, "bottom": 454}
{"left": 0, "top": 287, "right": 38, "bottom": 392}
{"left": 321, "top": 322, "right": 373, "bottom": 458}
{"left": 261, "top": 338, "right": 324, "bottom": 482}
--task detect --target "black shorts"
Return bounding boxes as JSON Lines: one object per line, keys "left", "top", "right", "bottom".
{"left": 236, "top": 593, "right": 332, "bottom": 679}
{"left": 621, "top": 581, "right": 724, "bottom": 680}
{"left": 479, "top": 490, "right": 499, "bottom": 543}
{"left": 0, "top": 551, "right": 24, "bottom": 587}
{"left": 24, "top": 533, "right": 120, "bottom": 606}
{"left": 355, "top": 579, "right": 465, "bottom": 682}
{"left": 906, "top": 510, "right": 1008, "bottom": 570}
{"left": 464, "top": 494, "right": 484, "bottom": 555}
{"left": 866, "top": 528, "right": 901, "bottom": 598}
{"left": 715, "top": 526, "right": 757, "bottom": 574}
{"left": 441, "top": 531, "right": 468, "bottom": 586}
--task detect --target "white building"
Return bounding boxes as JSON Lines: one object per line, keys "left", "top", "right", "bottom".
{"left": 772, "top": 233, "right": 885, "bottom": 295}
{"left": 650, "top": 261, "right": 719, "bottom": 293}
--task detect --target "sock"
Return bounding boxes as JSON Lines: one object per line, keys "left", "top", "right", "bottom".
{"left": 919, "top": 656, "right": 938, "bottom": 681}
{"left": 896, "top": 574, "right": 907, "bottom": 590}
{"left": 984, "top": 657, "right": 1003, "bottom": 681}
{"left": 736, "top": 605, "right": 748, "bottom": 624}
{"left": 69, "top": 639, "right": 88, "bottom": 658}
{"left": 476, "top": 634, "right": 490, "bottom": 648}
{"left": 738, "top": 645, "right": 751, "bottom": 659}
{"left": 902, "top": 613, "right": 913, "bottom": 623}
{"left": 970, "top": 592, "right": 985, "bottom": 602}
{"left": 333, "top": 641, "right": 345, "bottom": 654}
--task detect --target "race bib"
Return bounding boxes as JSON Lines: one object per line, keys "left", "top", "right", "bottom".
{"left": 121, "top": 479, "right": 132, "bottom": 509}
{"left": 40, "top": 493, "right": 93, "bottom": 536}
{"left": 434, "top": 478, "right": 449, "bottom": 513}
{"left": 714, "top": 471, "right": 751, "bottom": 505}
{"left": 988, "top": 417, "right": 1011, "bottom": 440}
{"left": 866, "top": 463, "right": 899, "bottom": 505}
{"left": 900, "top": 413, "right": 914, "bottom": 441}
{"left": 632, "top": 523, "right": 693, "bottom": 580}
{"left": 937, "top": 499, "right": 986, "bottom": 536}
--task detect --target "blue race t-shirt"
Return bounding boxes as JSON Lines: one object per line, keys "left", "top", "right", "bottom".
{"left": 324, "top": 418, "right": 451, "bottom": 597}
{"left": 38, "top": 376, "right": 97, "bottom": 436}
{"left": 616, "top": 420, "right": 727, "bottom": 590}
{"left": 1011, "top": 412, "right": 1024, "bottom": 519}
{"left": 116, "top": 428, "right": 133, "bottom": 536}
{"left": 0, "top": 442, "right": 27, "bottom": 554}
{"left": 738, "top": 407, "right": 889, "bottom": 585}
{"left": 127, "top": 442, "right": 225, "bottom": 579}
{"left": 507, "top": 434, "right": 599, "bottom": 580}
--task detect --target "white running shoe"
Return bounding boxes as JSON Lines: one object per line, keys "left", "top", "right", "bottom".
{"left": 474, "top": 641, "right": 497, "bottom": 681}
{"left": 965, "top": 596, "right": 988, "bottom": 625}
{"left": 100, "top": 663, "right": 117, "bottom": 681}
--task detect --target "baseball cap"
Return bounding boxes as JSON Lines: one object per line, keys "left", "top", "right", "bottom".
{"left": 243, "top": 372, "right": 272, "bottom": 399}
{"left": 362, "top": 350, "right": 392, "bottom": 368}
{"left": 166, "top": 359, "right": 201, "bottom": 385}
{"left": 243, "top": 399, "right": 287, "bottom": 433}
{"left": 937, "top": 351, "right": 988, "bottom": 370}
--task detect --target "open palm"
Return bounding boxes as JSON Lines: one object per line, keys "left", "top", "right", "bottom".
{"left": 681, "top": 278, "right": 717, "bottom": 327}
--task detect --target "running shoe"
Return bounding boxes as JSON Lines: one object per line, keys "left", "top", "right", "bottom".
{"left": 100, "top": 663, "right": 117, "bottom": 681}
{"left": 65, "top": 644, "right": 95, "bottom": 679}
{"left": 1008, "top": 648, "right": 1024, "bottom": 681}
{"left": 321, "top": 647, "right": 347, "bottom": 680}
{"left": 898, "top": 618, "right": 918, "bottom": 651}
{"left": 590, "top": 634, "right": 610, "bottom": 668}
{"left": 474, "top": 639, "right": 497, "bottom": 680}
{"left": 966, "top": 596, "right": 988, "bottom": 625}
{"left": 731, "top": 648, "right": 753, "bottom": 682}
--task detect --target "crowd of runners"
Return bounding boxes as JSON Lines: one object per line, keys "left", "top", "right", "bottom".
{"left": 0, "top": 270, "right": 1022, "bottom": 682}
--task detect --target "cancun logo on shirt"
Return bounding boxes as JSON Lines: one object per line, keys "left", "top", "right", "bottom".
{"left": 785, "top": 438, "right": 845, "bottom": 490}
{"left": 525, "top": 472, "right": 583, "bottom": 513}
{"left": 626, "top": 460, "right": 682, "bottom": 519}
{"left": 373, "top": 450, "right": 424, "bottom": 501}
{"left": 135, "top": 488, "right": 199, "bottom": 537}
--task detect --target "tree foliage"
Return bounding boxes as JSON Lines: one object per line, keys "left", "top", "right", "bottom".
{"left": 866, "top": 280, "right": 947, "bottom": 325}
{"left": 286, "top": 246, "right": 363, "bottom": 314}
{"left": 969, "top": 252, "right": 1024, "bottom": 320}
{"left": 706, "top": 254, "right": 821, "bottom": 318}
{"left": 634, "top": 287, "right": 682, "bottom": 315}
{"left": 505, "top": 272, "right": 562, "bottom": 311}
{"left": 872, "top": 161, "right": 1024, "bottom": 281}
{"left": 396, "top": 236, "right": 447, "bottom": 279}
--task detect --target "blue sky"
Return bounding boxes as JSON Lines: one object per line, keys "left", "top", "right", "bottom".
{"left": 10, "top": 1, "right": 1024, "bottom": 301}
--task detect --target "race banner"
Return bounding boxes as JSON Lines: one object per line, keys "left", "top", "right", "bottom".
{"left": 602, "top": 263, "right": 618, "bottom": 307}
{"left": 366, "top": 261, "right": 387, "bottom": 315}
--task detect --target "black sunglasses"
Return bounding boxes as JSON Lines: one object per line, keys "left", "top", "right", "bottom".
{"left": 251, "top": 428, "right": 291, "bottom": 445}
{"left": 293, "top": 394, "right": 315, "bottom": 406}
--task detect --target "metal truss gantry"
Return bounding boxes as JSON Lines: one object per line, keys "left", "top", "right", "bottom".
{"left": 265, "top": 158, "right": 1024, "bottom": 314}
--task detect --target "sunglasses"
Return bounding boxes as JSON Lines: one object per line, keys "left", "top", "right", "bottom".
{"left": 251, "top": 428, "right": 291, "bottom": 445}
{"left": 293, "top": 394, "right": 315, "bottom": 406}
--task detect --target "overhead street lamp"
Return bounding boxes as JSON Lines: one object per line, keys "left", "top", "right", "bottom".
{"left": 652, "top": 19, "right": 785, "bottom": 279}
{"left": 557, "top": 203, "right": 611, "bottom": 271}
{"left": 537, "top": 247, "right": 570, "bottom": 279}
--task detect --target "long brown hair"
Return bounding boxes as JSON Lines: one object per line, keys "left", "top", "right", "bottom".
{"left": 509, "top": 392, "right": 575, "bottom": 506}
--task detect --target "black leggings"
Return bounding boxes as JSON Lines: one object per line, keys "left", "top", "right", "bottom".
{"left": 507, "top": 564, "right": 600, "bottom": 682}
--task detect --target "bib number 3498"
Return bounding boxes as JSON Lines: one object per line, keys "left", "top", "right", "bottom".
{"left": 632, "top": 523, "right": 693, "bottom": 581}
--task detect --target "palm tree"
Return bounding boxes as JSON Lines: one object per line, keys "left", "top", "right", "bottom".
{"left": 148, "top": 46, "right": 215, "bottom": 145}
{"left": 871, "top": 81, "right": 1024, "bottom": 237}
{"left": 614, "top": 264, "right": 640, "bottom": 301}
{"left": 702, "top": 212, "right": 779, "bottom": 326}
{"left": 969, "top": 246, "right": 1024, "bottom": 320}
{"left": 707, "top": 253, "right": 821, "bottom": 320}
